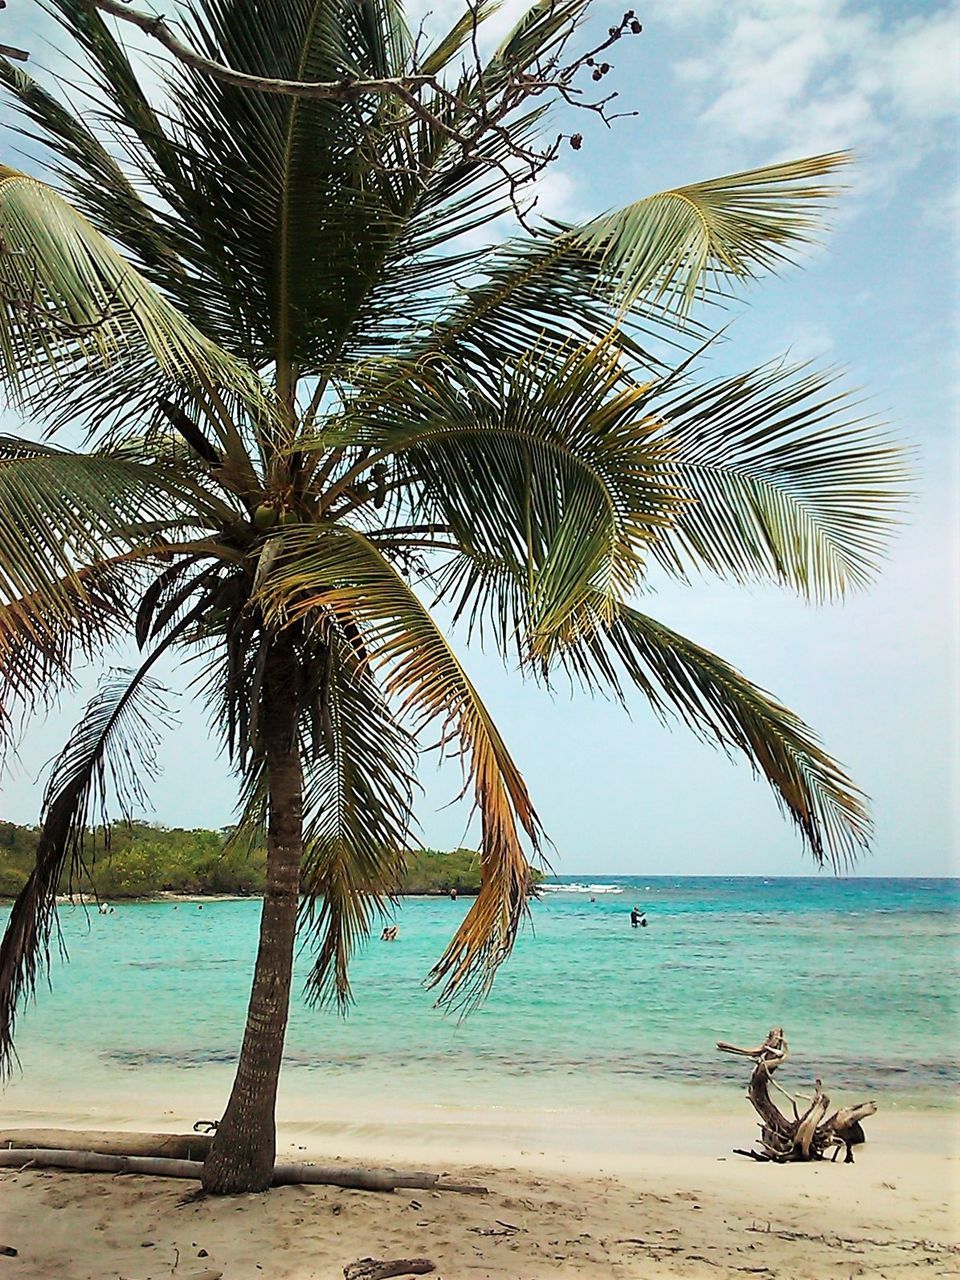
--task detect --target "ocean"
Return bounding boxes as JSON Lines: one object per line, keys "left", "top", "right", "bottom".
{"left": 3, "top": 876, "right": 958, "bottom": 1123}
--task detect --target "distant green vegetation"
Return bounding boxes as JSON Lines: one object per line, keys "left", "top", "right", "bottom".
{"left": 0, "top": 820, "right": 263, "bottom": 899}
{"left": 402, "top": 847, "right": 483, "bottom": 895}
{"left": 0, "top": 820, "right": 537, "bottom": 900}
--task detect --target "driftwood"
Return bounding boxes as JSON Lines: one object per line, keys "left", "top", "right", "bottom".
{"left": 0, "top": 1129, "right": 213, "bottom": 1161}
{"left": 0, "top": 1147, "right": 487, "bottom": 1194}
{"left": 344, "top": 1260, "right": 435, "bottom": 1280}
{"left": 718, "top": 1027, "right": 876, "bottom": 1163}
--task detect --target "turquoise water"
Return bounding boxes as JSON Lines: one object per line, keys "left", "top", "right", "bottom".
{"left": 3, "top": 877, "right": 958, "bottom": 1116}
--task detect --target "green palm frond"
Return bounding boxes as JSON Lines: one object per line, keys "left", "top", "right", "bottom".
{"left": 424, "top": 549, "right": 530, "bottom": 667}
{"left": 0, "top": 659, "right": 174, "bottom": 1074}
{"left": 649, "top": 362, "right": 906, "bottom": 599}
{"left": 566, "top": 601, "right": 870, "bottom": 868}
{"left": 0, "top": 59, "right": 181, "bottom": 292}
{"left": 0, "top": 168, "right": 264, "bottom": 426}
{"left": 412, "top": 355, "right": 904, "bottom": 650}
{"left": 39, "top": 0, "right": 235, "bottom": 336}
{"left": 411, "top": 154, "right": 849, "bottom": 383}
{"left": 334, "top": 0, "right": 588, "bottom": 350}
{"left": 0, "top": 437, "right": 214, "bottom": 623}
{"left": 488, "top": 0, "right": 589, "bottom": 83}
{"left": 309, "top": 0, "right": 591, "bottom": 367}
{"left": 411, "top": 236, "right": 688, "bottom": 383}
{"left": 418, "top": 0, "right": 502, "bottom": 75}
{"left": 574, "top": 153, "right": 850, "bottom": 313}
{"left": 44, "top": 0, "right": 189, "bottom": 192}
{"left": 0, "top": 553, "right": 144, "bottom": 757}
{"left": 299, "top": 633, "right": 418, "bottom": 1009}
{"left": 327, "top": 340, "right": 683, "bottom": 652}
{"left": 161, "top": 0, "right": 414, "bottom": 368}
{"left": 255, "top": 525, "right": 541, "bottom": 1007}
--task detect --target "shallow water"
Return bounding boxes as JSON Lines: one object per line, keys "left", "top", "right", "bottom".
{"left": 3, "top": 876, "right": 958, "bottom": 1119}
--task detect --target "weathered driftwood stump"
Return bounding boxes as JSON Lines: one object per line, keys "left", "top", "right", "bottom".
{"left": 718, "top": 1027, "right": 877, "bottom": 1163}
{"left": 343, "top": 1260, "right": 435, "bottom": 1280}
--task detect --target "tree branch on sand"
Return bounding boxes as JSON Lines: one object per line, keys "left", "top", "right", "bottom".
{"left": 0, "top": 1143, "right": 487, "bottom": 1194}
{"left": 718, "top": 1027, "right": 877, "bottom": 1163}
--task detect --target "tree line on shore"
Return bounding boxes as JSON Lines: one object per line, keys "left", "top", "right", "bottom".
{"left": 0, "top": 820, "right": 498, "bottom": 899}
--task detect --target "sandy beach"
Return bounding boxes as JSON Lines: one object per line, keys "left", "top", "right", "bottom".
{"left": 1, "top": 1100, "right": 956, "bottom": 1279}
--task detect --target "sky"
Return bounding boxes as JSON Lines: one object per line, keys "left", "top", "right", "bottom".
{"left": 1, "top": 0, "right": 958, "bottom": 876}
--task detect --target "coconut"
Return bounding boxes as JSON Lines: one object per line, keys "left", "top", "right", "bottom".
{"left": 253, "top": 503, "right": 278, "bottom": 530}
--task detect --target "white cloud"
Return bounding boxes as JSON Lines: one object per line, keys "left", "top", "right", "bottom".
{"left": 881, "top": 7, "right": 960, "bottom": 119}
{"left": 661, "top": 0, "right": 959, "bottom": 185}
{"left": 527, "top": 165, "right": 582, "bottom": 221}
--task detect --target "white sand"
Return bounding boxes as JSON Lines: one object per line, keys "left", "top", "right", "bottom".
{"left": 1, "top": 1095, "right": 957, "bottom": 1278}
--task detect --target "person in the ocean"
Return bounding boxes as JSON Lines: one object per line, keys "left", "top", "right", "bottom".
{"left": 630, "top": 907, "right": 647, "bottom": 928}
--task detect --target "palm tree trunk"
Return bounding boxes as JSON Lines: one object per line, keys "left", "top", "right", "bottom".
{"left": 201, "top": 642, "right": 303, "bottom": 1194}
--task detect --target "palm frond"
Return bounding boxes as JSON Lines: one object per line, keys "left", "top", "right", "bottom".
{"left": 255, "top": 525, "right": 541, "bottom": 1007}
{"left": 0, "top": 169, "right": 264, "bottom": 426}
{"left": 157, "top": 0, "right": 413, "bottom": 368}
{"left": 574, "top": 153, "right": 851, "bottom": 314}
{"left": 404, "top": 154, "right": 849, "bottom": 384}
{"left": 565, "top": 601, "right": 871, "bottom": 868}
{"left": 410, "top": 235, "right": 690, "bottom": 383}
{"left": 325, "top": 0, "right": 592, "bottom": 361}
{"left": 0, "top": 437, "right": 212, "bottom": 625}
{"left": 0, "top": 553, "right": 144, "bottom": 758}
{"left": 418, "top": 0, "right": 502, "bottom": 75}
{"left": 298, "top": 632, "right": 417, "bottom": 1009}
{"left": 489, "top": 0, "right": 589, "bottom": 78}
{"left": 329, "top": 340, "right": 683, "bottom": 653}
{"left": 44, "top": 0, "right": 189, "bottom": 192}
{"left": 0, "top": 58, "right": 185, "bottom": 296}
{"left": 0, "top": 658, "right": 173, "bottom": 1074}
{"left": 647, "top": 361, "right": 907, "bottom": 599}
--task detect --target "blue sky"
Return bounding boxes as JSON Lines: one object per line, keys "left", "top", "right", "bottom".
{"left": 1, "top": 0, "right": 958, "bottom": 875}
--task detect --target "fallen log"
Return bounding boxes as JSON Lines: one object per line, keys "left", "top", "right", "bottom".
{"left": 0, "top": 1129, "right": 213, "bottom": 1161}
{"left": 718, "top": 1027, "right": 876, "bottom": 1163}
{"left": 0, "top": 1148, "right": 487, "bottom": 1194}
{"left": 272, "top": 1163, "right": 486, "bottom": 1194}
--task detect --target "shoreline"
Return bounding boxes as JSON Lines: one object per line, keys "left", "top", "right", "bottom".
{"left": 2, "top": 1089, "right": 957, "bottom": 1167}
{"left": 1, "top": 1101, "right": 956, "bottom": 1278}
{"left": 7, "top": 870, "right": 951, "bottom": 908}
{"left": 29, "top": 889, "right": 480, "bottom": 907}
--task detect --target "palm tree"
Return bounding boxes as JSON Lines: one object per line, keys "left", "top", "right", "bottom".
{"left": 0, "top": 0, "right": 903, "bottom": 1193}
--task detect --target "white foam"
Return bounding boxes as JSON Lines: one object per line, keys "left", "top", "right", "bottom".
{"left": 539, "top": 882, "right": 624, "bottom": 894}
